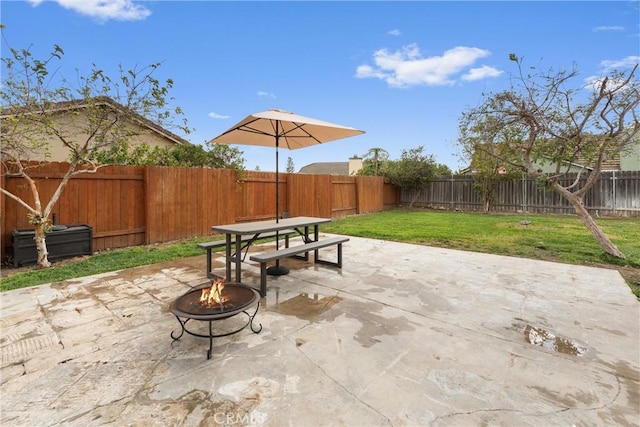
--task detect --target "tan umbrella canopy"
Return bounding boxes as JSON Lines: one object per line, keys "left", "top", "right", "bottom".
{"left": 210, "top": 108, "right": 365, "bottom": 275}
{"left": 211, "top": 109, "right": 365, "bottom": 150}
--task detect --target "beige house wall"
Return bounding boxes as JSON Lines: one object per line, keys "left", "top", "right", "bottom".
{"left": 348, "top": 156, "right": 363, "bottom": 175}
{"left": 12, "top": 109, "right": 181, "bottom": 162}
{"left": 620, "top": 140, "right": 640, "bottom": 171}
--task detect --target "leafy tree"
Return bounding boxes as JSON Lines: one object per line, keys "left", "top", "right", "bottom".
{"left": 92, "top": 140, "right": 160, "bottom": 165}
{"left": 458, "top": 54, "right": 639, "bottom": 258}
{"left": 94, "top": 140, "right": 245, "bottom": 172}
{"left": 167, "top": 142, "right": 210, "bottom": 167}
{"left": 382, "top": 146, "right": 450, "bottom": 207}
{"left": 286, "top": 156, "right": 295, "bottom": 173}
{"left": 203, "top": 141, "right": 245, "bottom": 171}
{"left": 357, "top": 147, "right": 390, "bottom": 176}
{"left": 467, "top": 142, "right": 523, "bottom": 212}
{"left": 432, "top": 162, "right": 453, "bottom": 177}
{"left": 0, "top": 41, "right": 190, "bottom": 267}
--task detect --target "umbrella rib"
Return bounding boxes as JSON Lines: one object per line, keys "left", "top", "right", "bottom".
{"left": 239, "top": 126, "right": 275, "bottom": 137}
{"left": 215, "top": 117, "right": 276, "bottom": 138}
{"left": 280, "top": 122, "right": 322, "bottom": 149}
{"left": 237, "top": 120, "right": 323, "bottom": 149}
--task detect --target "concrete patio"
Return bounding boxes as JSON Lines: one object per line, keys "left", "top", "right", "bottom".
{"left": 1, "top": 235, "right": 638, "bottom": 426}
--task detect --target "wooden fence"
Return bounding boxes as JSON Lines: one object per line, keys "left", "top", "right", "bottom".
{"left": 402, "top": 171, "right": 640, "bottom": 216}
{"left": 1, "top": 163, "right": 399, "bottom": 262}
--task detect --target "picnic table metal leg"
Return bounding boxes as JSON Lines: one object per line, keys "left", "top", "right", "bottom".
{"left": 225, "top": 234, "right": 232, "bottom": 281}
{"left": 302, "top": 225, "right": 310, "bottom": 260}
{"left": 206, "top": 248, "right": 212, "bottom": 278}
{"left": 260, "top": 263, "right": 267, "bottom": 297}
{"left": 234, "top": 233, "right": 242, "bottom": 283}
{"left": 313, "top": 224, "right": 320, "bottom": 261}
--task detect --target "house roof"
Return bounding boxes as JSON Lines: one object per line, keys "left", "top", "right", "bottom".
{"left": 1, "top": 96, "right": 189, "bottom": 146}
{"left": 573, "top": 154, "right": 620, "bottom": 171}
{"left": 299, "top": 162, "right": 349, "bottom": 175}
{"left": 556, "top": 133, "right": 636, "bottom": 172}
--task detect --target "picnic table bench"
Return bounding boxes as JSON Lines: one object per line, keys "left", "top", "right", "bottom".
{"left": 250, "top": 236, "right": 349, "bottom": 296}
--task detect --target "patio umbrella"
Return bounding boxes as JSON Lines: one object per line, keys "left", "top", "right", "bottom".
{"left": 210, "top": 109, "right": 365, "bottom": 275}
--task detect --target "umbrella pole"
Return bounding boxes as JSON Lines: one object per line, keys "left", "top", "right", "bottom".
{"left": 267, "top": 126, "right": 289, "bottom": 277}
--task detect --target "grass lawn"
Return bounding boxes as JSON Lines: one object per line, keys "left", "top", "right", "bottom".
{"left": 2, "top": 209, "right": 639, "bottom": 297}
{"left": 322, "top": 209, "right": 640, "bottom": 297}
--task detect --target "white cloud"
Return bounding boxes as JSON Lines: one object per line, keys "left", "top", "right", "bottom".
{"left": 388, "top": 29, "right": 401, "bottom": 36}
{"left": 356, "top": 64, "right": 387, "bottom": 80}
{"left": 356, "top": 44, "right": 500, "bottom": 87}
{"left": 257, "top": 91, "right": 276, "bottom": 98}
{"left": 462, "top": 65, "right": 504, "bottom": 81}
{"left": 585, "top": 74, "right": 634, "bottom": 94}
{"left": 208, "top": 112, "right": 230, "bottom": 119}
{"left": 584, "top": 55, "right": 639, "bottom": 90}
{"left": 593, "top": 26, "right": 625, "bottom": 32}
{"left": 600, "top": 55, "right": 640, "bottom": 72}
{"left": 27, "top": 0, "right": 151, "bottom": 22}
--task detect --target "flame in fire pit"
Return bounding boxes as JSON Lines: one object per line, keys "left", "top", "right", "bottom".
{"left": 199, "top": 279, "right": 226, "bottom": 307}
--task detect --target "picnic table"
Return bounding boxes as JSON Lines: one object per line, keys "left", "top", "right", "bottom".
{"left": 211, "top": 216, "right": 348, "bottom": 296}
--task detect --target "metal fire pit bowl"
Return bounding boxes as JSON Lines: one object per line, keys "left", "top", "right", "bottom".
{"left": 170, "top": 282, "right": 262, "bottom": 359}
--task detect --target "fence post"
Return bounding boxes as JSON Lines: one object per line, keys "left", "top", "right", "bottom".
{"left": 522, "top": 173, "right": 527, "bottom": 213}
{"left": 450, "top": 174, "right": 454, "bottom": 210}
{"left": 611, "top": 171, "right": 617, "bottom": 213}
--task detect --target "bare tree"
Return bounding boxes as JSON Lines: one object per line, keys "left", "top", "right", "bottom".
{"left": 1, "top": 42, "right": 190, "bottom": 267}
{"left": 458, "top": 54, "right": 639, "bottom": 258}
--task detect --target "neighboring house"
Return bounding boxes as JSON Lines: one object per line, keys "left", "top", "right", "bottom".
{"left": 535, "top": 132, "right": 640, "bottom": 173}
{"left": 299, "top": 156, "right": 363, "bottom": 175}
{"left": 619, "top": 138, "right": 640, "bottom": 171}
{"left": 534, "top": 156, "right": 621, "bottom": 174}
{"left": 462, "top": 133, "right": 640, "bottom": 175}
{"left": 534, "top": 147, "right": 640, "bottom": 173}
{"left": 0, "top": 97, "right": 187, "bottom": 162}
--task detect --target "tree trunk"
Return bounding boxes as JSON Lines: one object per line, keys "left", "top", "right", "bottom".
{"left": 33, "top": 222, "right": 52, "bottom": 268}
{"left": 409, "top": 189, "right": 420, "bottom": 208}
{"left": 553, "top": 183, "right": 626, "bottom": 259}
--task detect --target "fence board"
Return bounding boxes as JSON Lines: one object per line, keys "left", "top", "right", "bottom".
{"left": 357, "top": 176, "right": 384, "bottom": 213}
{"left": 287, "top": 173, "right": 332, "bottom": 218}
{"left": 383, "top": 183, "right": 401, "bottom": 209}
{"left": 332, "top": 176, "right": 357, "bottom": 217}
{"left": 237, "top": 171, "right": 280, "bottom": 222}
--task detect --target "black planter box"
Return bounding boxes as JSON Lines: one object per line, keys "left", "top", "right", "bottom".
{"left": 12, "top": 224, "right": 93, "bottom": 267}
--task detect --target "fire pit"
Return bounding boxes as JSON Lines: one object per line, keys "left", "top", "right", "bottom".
{"left": 170, "top": 280, "right": 262, "bottom": 359}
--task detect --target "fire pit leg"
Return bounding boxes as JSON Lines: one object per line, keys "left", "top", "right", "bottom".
{"left": 249, "top": 302, "right": 263, "bottom": 334}
{"left": 207, "top": 321, "right": 214, "bottom": 359}
{"left": 170, "top": 316, "right": 188, "bottom": 341}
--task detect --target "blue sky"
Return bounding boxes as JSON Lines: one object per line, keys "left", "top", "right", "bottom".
{"left": 2, "top": 1, "right": 639, "bottom": 172}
